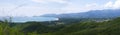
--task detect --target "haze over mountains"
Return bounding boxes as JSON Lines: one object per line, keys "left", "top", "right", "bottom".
{"left": 41, "top": 9, "right": 120, "bottom": 18}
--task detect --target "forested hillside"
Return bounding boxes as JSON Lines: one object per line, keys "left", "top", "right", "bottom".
{"left": 0, "top": 17, "right": 120, "bottom": 35}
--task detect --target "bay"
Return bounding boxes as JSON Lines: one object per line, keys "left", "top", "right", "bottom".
{"left": 0, "top": 17, "right": 59, "bottom": 22}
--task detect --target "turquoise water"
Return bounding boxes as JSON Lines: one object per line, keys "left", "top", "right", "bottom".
{"left": 0, "top": 17, "right": 59, "bottom": 22}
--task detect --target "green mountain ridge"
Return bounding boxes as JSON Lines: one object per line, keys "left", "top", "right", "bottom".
{"left": 41, "top": 17, "right": 120, "bottom": 35}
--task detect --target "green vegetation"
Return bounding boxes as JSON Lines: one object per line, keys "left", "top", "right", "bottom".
{"left": 0, "top": 17, "right": 120, "bottom": 35}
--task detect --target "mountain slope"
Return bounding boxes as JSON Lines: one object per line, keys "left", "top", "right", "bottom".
{"left": 42, "top": 17, "right": 120, "bottom": 35}
{"left": 42, "top": 9, "right": 120, "bottom": 18}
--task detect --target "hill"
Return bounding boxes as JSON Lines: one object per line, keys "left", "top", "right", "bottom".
{"left": 42, "top": 17, "right": 120, "bottom": 35}
{"left": 42, "top": 9, "right": 120, "bottom": 18}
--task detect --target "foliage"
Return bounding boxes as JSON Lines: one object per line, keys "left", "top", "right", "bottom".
{"left": 0, "top": 17, "right": 120, "bottom": 35}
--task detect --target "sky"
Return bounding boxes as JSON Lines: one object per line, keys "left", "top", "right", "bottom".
{"left": 0, "top": 0, "right": 120, "bottom": 17}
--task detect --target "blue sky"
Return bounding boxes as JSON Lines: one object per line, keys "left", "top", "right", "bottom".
{"left": 0, "top": 0, "right": 120, "bottom": 17}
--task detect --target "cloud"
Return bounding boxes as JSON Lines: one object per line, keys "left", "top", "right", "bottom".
{"left": 31, "top": 0, "right": 47, "bottom": 3}
{"left": 31, "top": 0, "right": 68, "bottom": 3}
{"left": 61, "top": 3, "right": 104, "bottom": 13}
{"left": 104, "top": 0, "right": 120, "bottom": 9}
{"left": 1, "top": 0, "right": 120, "bottom": 17}
{"left": 113, "top": 0, "right": 120, "bottom": 9}
{"left": 104, "top": 1, "right": 113, "bottom": 8}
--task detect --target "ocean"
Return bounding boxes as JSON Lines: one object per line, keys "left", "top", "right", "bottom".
{"left": 0, "top": 17, "right": 59, "bottom": 22}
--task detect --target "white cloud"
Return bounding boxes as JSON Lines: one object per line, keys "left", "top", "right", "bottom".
{"left": 31, "top": 0, "right": 68, "bottom": 3}
{"left": 84, "top": 3, "right": 98, "bottom": 10}
{"left": 1, "top": 0, "right": 120, "bottom": 17}
{"left": 61, "top": 3, "right": 104, "bottom": 13}
{"left": 49, "top": 0, "right": 68, "bottom": 3}
{"left": 113, "top": 0, "right": 120, "bottom": 9}
{"left": 104, "top": 0, "right": 120, "bottom": 9}
{"left": 63, "top": 0, "right": 120, "bottom": 13}
{"left": 104, "top": 1, "right": 113, "bottom": 8}
{"left": 0, "top": 2, "right": 107, "bottom": 17}
{"left": 31, "top": 0, "right": 47, "bottom": 3}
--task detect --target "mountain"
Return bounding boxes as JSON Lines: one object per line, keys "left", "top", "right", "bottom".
{"left": 41, "top": 9, "right": 120, "bottom": 18}
{"left": 41, "top": 17, "right": 120, "bottom": 35}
